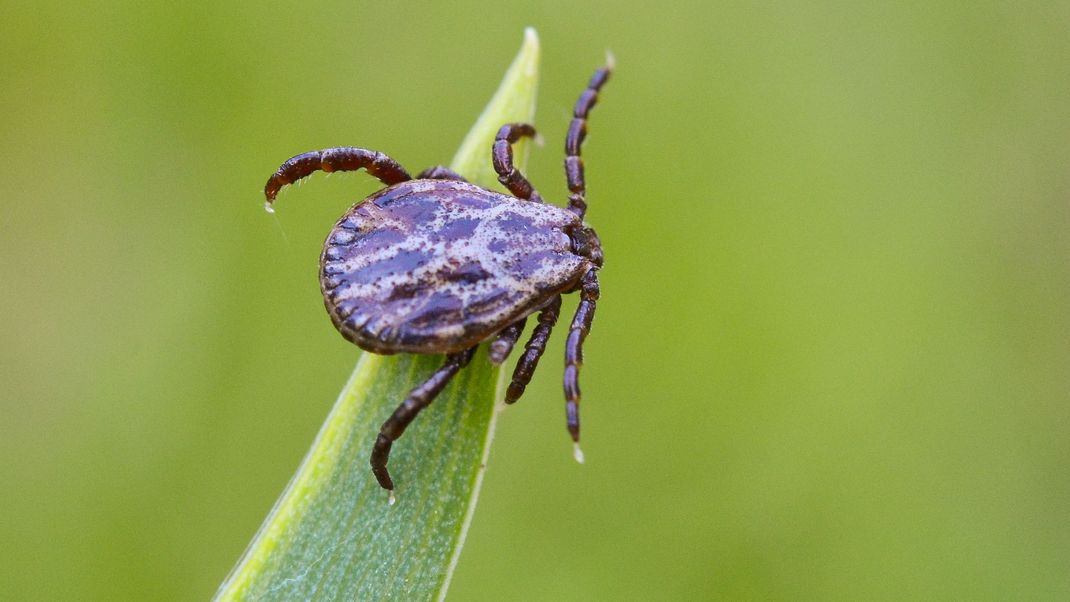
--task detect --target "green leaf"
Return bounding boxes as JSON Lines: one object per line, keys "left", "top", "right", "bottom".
{"left": 215, "top": 28, "right": 540, "bottom": 602}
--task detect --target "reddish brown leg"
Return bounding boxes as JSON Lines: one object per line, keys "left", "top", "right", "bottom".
{"left": 506, "top": 296, "right": 562, "bottom": 403}
{"left": 370, "top": 347, "right": 476, "bottom": 491}
{"left": 565, "top": 62, "right": 612, "bottom": 219}
{"left": 564, "top": 270, "right": 599, "bottom": 452}
{"left": 264, "top": 147, "right": 411, "bottom": 204}
{"left": 416, "top": 165, "right": 468, "bottom": 181}
{"left": 489, "top": 317, "right": 527, "bottom": 365}
{"left": 493, "top": 123, "right": 544, "bottom": 202}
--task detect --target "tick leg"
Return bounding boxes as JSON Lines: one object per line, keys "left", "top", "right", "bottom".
{"left": 264, "top": 147, "right": 411, "bottom": 204}
{"left": 489, "top": 317, "right": 527, "bottom": 365}
{"left": 565, "top": 60, "right": 613, "bottom": 219}
{"left": 563, "top": 270, "right": 599, "bottom": 445}
{"left": 370, "top": 347, "right": 477, "bottom": 491}
{"left": 493, "top": 123, "right": 544, "bottom": 202}
{"left": 505, "top": 296, "right": 562, "bottom": 403}
{"left": 416, "top": 165, "right": 468, "bottom": 181}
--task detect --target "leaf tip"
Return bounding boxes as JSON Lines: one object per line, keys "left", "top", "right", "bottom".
{"left": 519, "top": 27, "right": 540, "bottom": 78}
{"left": 523, "top": 26, "right": 539, "bottom": 48}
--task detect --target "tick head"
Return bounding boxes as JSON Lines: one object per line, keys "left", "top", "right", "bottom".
{"left": 568, "top": 224, "right": 603, "bottom": 268}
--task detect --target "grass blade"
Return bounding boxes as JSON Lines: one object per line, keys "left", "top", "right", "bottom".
{"left": 214, "top": 28, "right": 540, "bottom": 602}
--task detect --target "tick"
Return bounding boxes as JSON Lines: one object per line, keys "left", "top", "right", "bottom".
{"left": 263, "top": 60, "right": 612, "bottom": 493}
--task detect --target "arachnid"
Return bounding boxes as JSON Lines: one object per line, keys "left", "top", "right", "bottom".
{"left": 263, "top": 61, "right": 612, "bottom": 492}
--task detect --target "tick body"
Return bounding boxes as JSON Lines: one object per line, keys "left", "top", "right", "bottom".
{"left": 264, "top": 61, "right": 612, "bottom": 492}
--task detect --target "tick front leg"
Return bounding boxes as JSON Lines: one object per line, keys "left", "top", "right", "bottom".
{"left": 264, "top": 147, "right": 411, "bottom": 204}
{"left": 493, "top": 123, "right": 544, "bottom": 202}
{"left": 506, "top": 296, "right": 562, "bottom": 403}
{"left": 489, "top": 317, "right": 527, "bottom": 365}
{"left": 416, "top": 165, "right": 468, "bottom": 181}
{"left": 370, "top": 347, "right": 477, "bottom": 491}
{"left": 564, "top": 61, "right": 612, "bottom": 219}
{"left": 564, "top": 270, "right": 599, "bottom": 455}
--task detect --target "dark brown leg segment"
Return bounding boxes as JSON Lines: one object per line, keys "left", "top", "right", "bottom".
{"left": 489, "top": 317, "right": 527, "bottom": 365}
{"left": 565, "top": 63, "right": 612, "bottom": 219}
{"left": 264, "top": 147, "right": 411, "bottom": 204}
{"left": 505, "top": 296, "right": 562, "bottom": 403}
{"left": 564, "top": 270, "right": 599, "bottom": 444}
{"left": 416, "top": 165, "right": 468, "bottom": 181}
{"left": 370, "top": 347, "right": 476, "bottom": 491}
{"left": 493, "top": 123, "right": 544, "bottom": 202}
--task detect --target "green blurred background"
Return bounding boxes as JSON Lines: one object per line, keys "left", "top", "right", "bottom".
{"left": 3, "top": 1, "right": 1069, "bottom": 600}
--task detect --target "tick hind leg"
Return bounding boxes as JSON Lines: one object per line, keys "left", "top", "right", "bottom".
{"left": 416, "top": 165, "right": 468, "bottom": 181}
{"left": 493, "top": 123, "right": 544, "bottom": 202}
{"left": 564, "top": 60, "right": 613, "bottom": 219}
{"left": 264, "top": 147, "right": 411, "bottom": 204}
{"left": 563, "top": 270, "right": 599, "bottom": 461}
{"left": 370, "top": 347, "right": 477, "bottom": 491}
{"left": 506, "top": 296, "right": 562, "bottom": 403}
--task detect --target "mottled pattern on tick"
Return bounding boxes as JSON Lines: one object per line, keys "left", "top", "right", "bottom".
{"left": 321, "top": 179, "right": 589, "bottom": 354}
